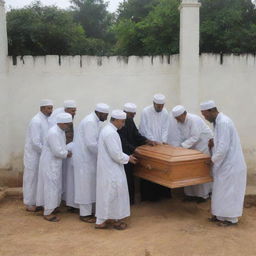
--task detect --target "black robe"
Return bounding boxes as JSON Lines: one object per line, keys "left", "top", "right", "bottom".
{"left": 118, "top": 118, "right": 171, "bottom": 203}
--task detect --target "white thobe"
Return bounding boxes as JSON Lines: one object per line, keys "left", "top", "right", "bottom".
{"left": 177, "top": 113, "right": 213, "bottom": 198}
{"left": 73, "top": 113, "right": 101, "bottom": 215}
{"left": 48, "top": 107, "right": 64, "bottom": 128}
{"left": 23, "top": 112, "right": 49, "bottom": 206}
{"left": 211, "top": 113, "right": 247, "bottom": 219}
{"left": 168, "top": 114, "right": 181, "bottom": 147}
{"left": 63, "top": 142, "right": 78, "bottom": 208}
{"left": 36, "top": 125, "right": 68, "bottom": 214}
{"left": 96, "top": 123, "right": 130, "bottom": 221}
{"left": 139, "top": 105, "right": 169, "bottom": 143}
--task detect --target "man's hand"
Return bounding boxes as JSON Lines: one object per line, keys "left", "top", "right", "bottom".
{"left": 162, "top": 142, "right": 168, "bottom": 145}
{"left": 206, "top": 159, "right": 213, "bottom": 167}
{"left": 146, "top": 140, "right": 158, "bottom": 146}
{"left": 129, "top": 155, "right": 138, "bottom": 164}
{"left": 208, "top": 139, "right": 214, "bottom": 150}
{"left": 67, "top": 151, "right": 72, "bottom": 158}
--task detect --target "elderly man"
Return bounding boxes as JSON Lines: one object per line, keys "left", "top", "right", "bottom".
{"left": 118, "top": 103, "right": 156, "bottom": 205}
{"left": 95, "top": 110, "right": 137, "bottom": 230}
{"left": 48, "top": 100, "right": 77, "bottom": 127}
{"left": 139, "top": 94, "right": 171, "bottom": 201}
{"left": 37, "top": 113, "right": 73, "bottom": 222}
{"left": 172, "top": 105, "right": 213, "bottom": 203}
{"left": 73, "top": 103, "right": 110, "bottom": 223}
{"left": 200, "top": 100, "right": 247, "bottom": 226}
{"left": 23, "top": 99, "right": 53, "bottom": 212}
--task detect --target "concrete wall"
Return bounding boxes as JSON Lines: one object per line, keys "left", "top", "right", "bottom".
{"left": 1, "top": 53, "right": 256, "bottom": 179}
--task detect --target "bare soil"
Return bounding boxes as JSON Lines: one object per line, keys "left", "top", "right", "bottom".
{"left": 1, "top": 193, "right": 256, "bottom": 256}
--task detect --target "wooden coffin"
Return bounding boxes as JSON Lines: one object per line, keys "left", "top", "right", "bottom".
{"left": 133, "top": 144, "right": 212, "bottom": 188}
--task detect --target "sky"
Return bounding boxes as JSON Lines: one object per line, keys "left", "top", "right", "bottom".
{"left": 4, "top": 0, "right": 122, "bottom": 13}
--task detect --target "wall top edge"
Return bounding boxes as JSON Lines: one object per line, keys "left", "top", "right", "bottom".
{"left": 179, "top": 3, "right": 201, "bottom": 9}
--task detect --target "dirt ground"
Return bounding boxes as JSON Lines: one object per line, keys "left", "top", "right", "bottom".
{"left": 1, "top": 192, "right": 256, "bottom": 256}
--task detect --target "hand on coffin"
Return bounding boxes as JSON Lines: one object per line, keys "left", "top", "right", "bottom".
{"left": 67, "top": 151, "right": 72, "bottom": 158}
{"left": 129, "top": 155, "right": 138, "bottom": 164}
{"left": 162, "top": 142, "right": 168, "bottom": 145}
{"left": 208, "top": 139, "right": 214, "bottom": 150}
{"left": 146, "top": 140, "right": 158, "bottom": 146}
{"left": 206, "top": 159, "right": 213, "bottom": 167}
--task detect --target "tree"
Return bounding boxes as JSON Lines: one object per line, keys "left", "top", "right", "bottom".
{"left": 7, "top": 1, "right": 87, "bottom": 55}
{"left": 200, "top": 0, "right": 256, "bottom": 53}
{"left": 112, "top": 0, "right": 179, "bottom": 55}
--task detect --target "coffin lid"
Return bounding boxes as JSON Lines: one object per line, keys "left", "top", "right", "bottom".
{"left": 134, "top": 144, "right": 210, "bottom": 163}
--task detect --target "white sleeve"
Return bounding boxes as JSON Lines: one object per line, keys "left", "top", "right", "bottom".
{"left": 30, "top": 121, "right": 43, "bottom": 153}
{"left": 139, "top": 110, "right": 154, "bottom": 141}
{"left": 104, "top": 133, "right": 129, "bottom": 164}
{"left": 48, "top": 133, "right": 68, "bottom": 159}
{"left": 84, "top": 122, "right": 98, "bottom": 155}
{"left": 211, "top": 122, "right": 230, "bottom": 165}
{"left": 181, "top": 121, "right": 200, "bottom": 149}
{"left": 161, "top": 112, "right": 170, "bottom": 143}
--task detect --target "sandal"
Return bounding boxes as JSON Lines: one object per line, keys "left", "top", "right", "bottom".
{"left": 113, "top": 221, "right": 127, "bottom": 230}
{"left": 208, "top": 216, "right": 220, "bottom": 222}
{"left": 80, "top": 216, "right": 96, "bottom": 223}
{"left": 217, "top": 221, "right": 237, "bottom": 227}
{"left": 44, "top": 215, "right": 60, "bottom": 222}
{"left": 95, "top": 221, "right": 109, "bottom": 229}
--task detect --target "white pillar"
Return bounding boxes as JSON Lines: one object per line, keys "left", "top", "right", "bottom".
{"left": 0, "top": 0, "right": 10, "bottom": 169}
{"left": 179, "top": 0, "right": 201, "bottom": 113}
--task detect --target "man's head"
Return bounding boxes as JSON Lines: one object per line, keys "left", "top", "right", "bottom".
{"left": 110, "top": 110, "right": 127, "bottom": 130}
{"left": 200, "top": 100, "right": 219, "bottom": 123}
{"left": 123, "top": 103, "right": 137, "bottom": 119}
{"left": 56, "top": 113, "right": 73, "bottom": 132}
{"left": 172, "top": 105, "right": 187, "bottom": 123}
{"left": 64, "top": 100, "right": 77, "bottom": 119}
{"left": 153, "top": 93, "right": 165, "bottom": 113}
{"left": 40, "top": 99, "right": 53, "bottom": 117}
{"left": 95, "top": 103, "right": 110, "bottom": 122}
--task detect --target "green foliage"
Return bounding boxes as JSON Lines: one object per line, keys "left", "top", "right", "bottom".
{"left": 113, "top": 0, "right": 179, "bottom": 55}
{"left": 200, "top": 0, "right": 256, "bottom": 53}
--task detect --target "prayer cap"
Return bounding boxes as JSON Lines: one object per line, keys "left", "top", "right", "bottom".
{"left": 153, "top": 93, "right": 165, "bottom": 104}
{"left": 111, "top": 110, "right": 127, "bottom": 120}
{"left": 40, "top": 99, "right": 53, "bottom": 107}
{"left": 200, "top": 100, "right": 216, "bottom": 111}
{"left": 124, "top": 103, "right": 137, "bottom": 113}
{"left": 64, "top": 100, "right": 76, "bottom": 108}
{"left": 172, "top": 105, "right": 186, "bottom": 117}
{"left": 95, "top": 103, "right": 110, "bottom": 113}
{"left": 56, "top": 113, "right": 72, "bottom": 124}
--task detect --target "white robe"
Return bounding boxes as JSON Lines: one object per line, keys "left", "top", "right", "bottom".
{"left": 139, "top": 105, "right": 169, "bottom": 143}
{"left": 168, "top": 114, "right": 181, "bottom": 147}
{"left": 177, "top": 113, "right": 213, "bottom": 198}
{"left": 36, "top": 125, "right": 68, "bottom": 211}
{"left": 211, "top": 113, "right": 247, "bottom": 218}
{"left": 23, "top": 112, "right": 49, "bottom": 206}
{"left": 63, "top": 142, "right": 78, "bottom": 208}
{"left": 73, "top": 112, "right": 100, "bottom": 205}
{"left": 96, "top": 123, "right": 130, "bottom": 220}
{"left": 48, "top": 107, "right": 64, "bottom": 128}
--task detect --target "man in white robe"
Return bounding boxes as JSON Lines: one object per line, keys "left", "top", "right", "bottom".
{"left": 37, "top": 113, "right": 72, "bottom": 222}
{"left": 172, "top": 105, "right": 213, "bottom": 203}
{"left": 200, "top": 100, "right": 247, "bottom": 226}
{"left": 139, "top": 94, "right": 171, "bottom": 201}
{"left": 23, "top": 99, "right": 53, "bottom": 212}
{"left": 73, "top": 103, "right": 110, "bottom": 222}
{"left": 48, "top": 100, "right": 77, "bottom": 206}
{"left": 95, "top": 110, "right": 137, "bottom": 230}
{"left": 48, "top": 100, "right": 77, "bottom": 127}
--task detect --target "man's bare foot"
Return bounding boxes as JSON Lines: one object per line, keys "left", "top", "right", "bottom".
{"left": 80, "top": 216, "right": 96, "bottom": 223}
{"left": 95, "top": 221, "right": 109, "bottom": 229}
{"left": 44, "top": 215, "right": 60, "bottom": 222}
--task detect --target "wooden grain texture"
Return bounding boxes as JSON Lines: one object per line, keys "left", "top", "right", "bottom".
{"left": 133, "top": 144, "right": 212, "bottom": 188}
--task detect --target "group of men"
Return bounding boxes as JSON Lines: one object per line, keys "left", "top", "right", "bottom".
{"left": 23, "top": 93, "right": 247, "bottom": 229}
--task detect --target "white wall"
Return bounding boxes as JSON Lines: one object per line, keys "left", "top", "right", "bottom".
{"left": 2, "top": 53, "right": 256, "bottom": 177}
{"left": 5, "top": 55, "right": 180, "bottom": 171}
